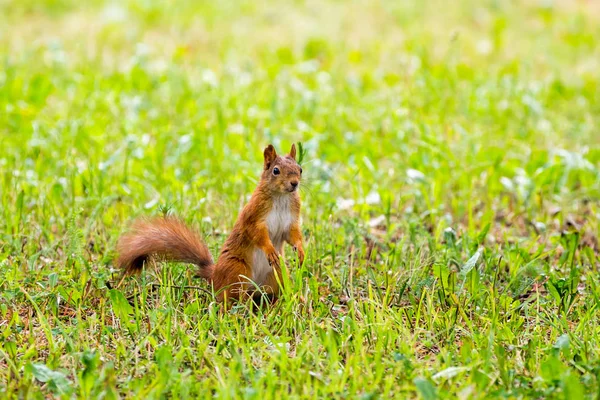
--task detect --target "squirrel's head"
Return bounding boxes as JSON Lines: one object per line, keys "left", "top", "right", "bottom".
{"left": 262, "top": 144, "right": 302, "bottom": 194}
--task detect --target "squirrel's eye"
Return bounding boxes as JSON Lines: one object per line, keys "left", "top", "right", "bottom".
{"left": 273, "top": 167, "right": 280, "bottom": 175}
{"left": 300, "top": 167, "right": 303, "bottom": 174}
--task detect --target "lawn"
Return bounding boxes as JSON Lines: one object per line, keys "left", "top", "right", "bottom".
{"left": 1, "top": 0, "right": 600, "bottom": 398}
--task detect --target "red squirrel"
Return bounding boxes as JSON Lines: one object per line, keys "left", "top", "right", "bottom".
{"left": 116, "top": 144, "right": 304, "bottom": 304}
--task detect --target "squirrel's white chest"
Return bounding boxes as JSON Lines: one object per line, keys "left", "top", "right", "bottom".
{"left": 252, "top": 196, "right": 293, "bottom": 285}
{"left": 265, "top": 196, "right": 293, "bottom": 243}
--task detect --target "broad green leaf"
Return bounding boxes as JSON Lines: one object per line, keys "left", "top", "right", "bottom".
{"left": 414, "top": 377, "right": 437, "bottom": 400}
{"left": 26, "top": 363, "right": 73, "bottom": 395}
{"left": 460, "top": 249, "right": 482, "bottom": 277}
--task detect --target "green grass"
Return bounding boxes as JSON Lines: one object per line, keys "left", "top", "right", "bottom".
{"left": 1, "top": 0, "right": 600, "bottom": 398}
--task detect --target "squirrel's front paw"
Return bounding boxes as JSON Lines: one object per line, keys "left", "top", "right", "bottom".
{"left": 294, "top": 246, "right": 305, "bottom": 266}
{"left": 267, "top": 250, "right": 280, "bottom": 267}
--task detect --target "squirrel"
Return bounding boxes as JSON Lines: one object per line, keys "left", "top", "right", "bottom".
{"left": 116, "top": 143, "right": 305, "bottom": 305}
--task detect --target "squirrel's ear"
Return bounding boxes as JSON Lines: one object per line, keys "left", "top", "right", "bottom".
{"left": 289, "top": 143, "right": 297, "bottom": 160}
{"left": 264, "top": 144, "right": 277, "bottom": 169}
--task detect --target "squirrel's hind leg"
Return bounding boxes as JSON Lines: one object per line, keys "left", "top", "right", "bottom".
{"left": 211, "top": 260, "right": 253, "bottom": 305}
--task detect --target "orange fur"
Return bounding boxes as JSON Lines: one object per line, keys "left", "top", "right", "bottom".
{"left": 116, "top": 144, "right": 305, "bottom": 304}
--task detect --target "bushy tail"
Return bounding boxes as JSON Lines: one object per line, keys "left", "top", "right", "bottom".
{"left": 116, "top": 216, "right": 214, "bottom": 279}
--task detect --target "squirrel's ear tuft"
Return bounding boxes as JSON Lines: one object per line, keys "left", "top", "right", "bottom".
{"left": 264, "top": 144, "right": 277, "bottom": 169}
{"left": 289, "top": 143, "right": 297, "bottom": 160}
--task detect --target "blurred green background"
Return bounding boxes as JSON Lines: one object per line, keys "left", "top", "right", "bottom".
{"left": 1, "top": 0, "right": 600, "bottom": 398}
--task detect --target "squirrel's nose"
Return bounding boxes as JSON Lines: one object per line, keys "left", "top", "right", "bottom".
{"left": 290, "top": 181, "right": 298, "bottom": 188}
